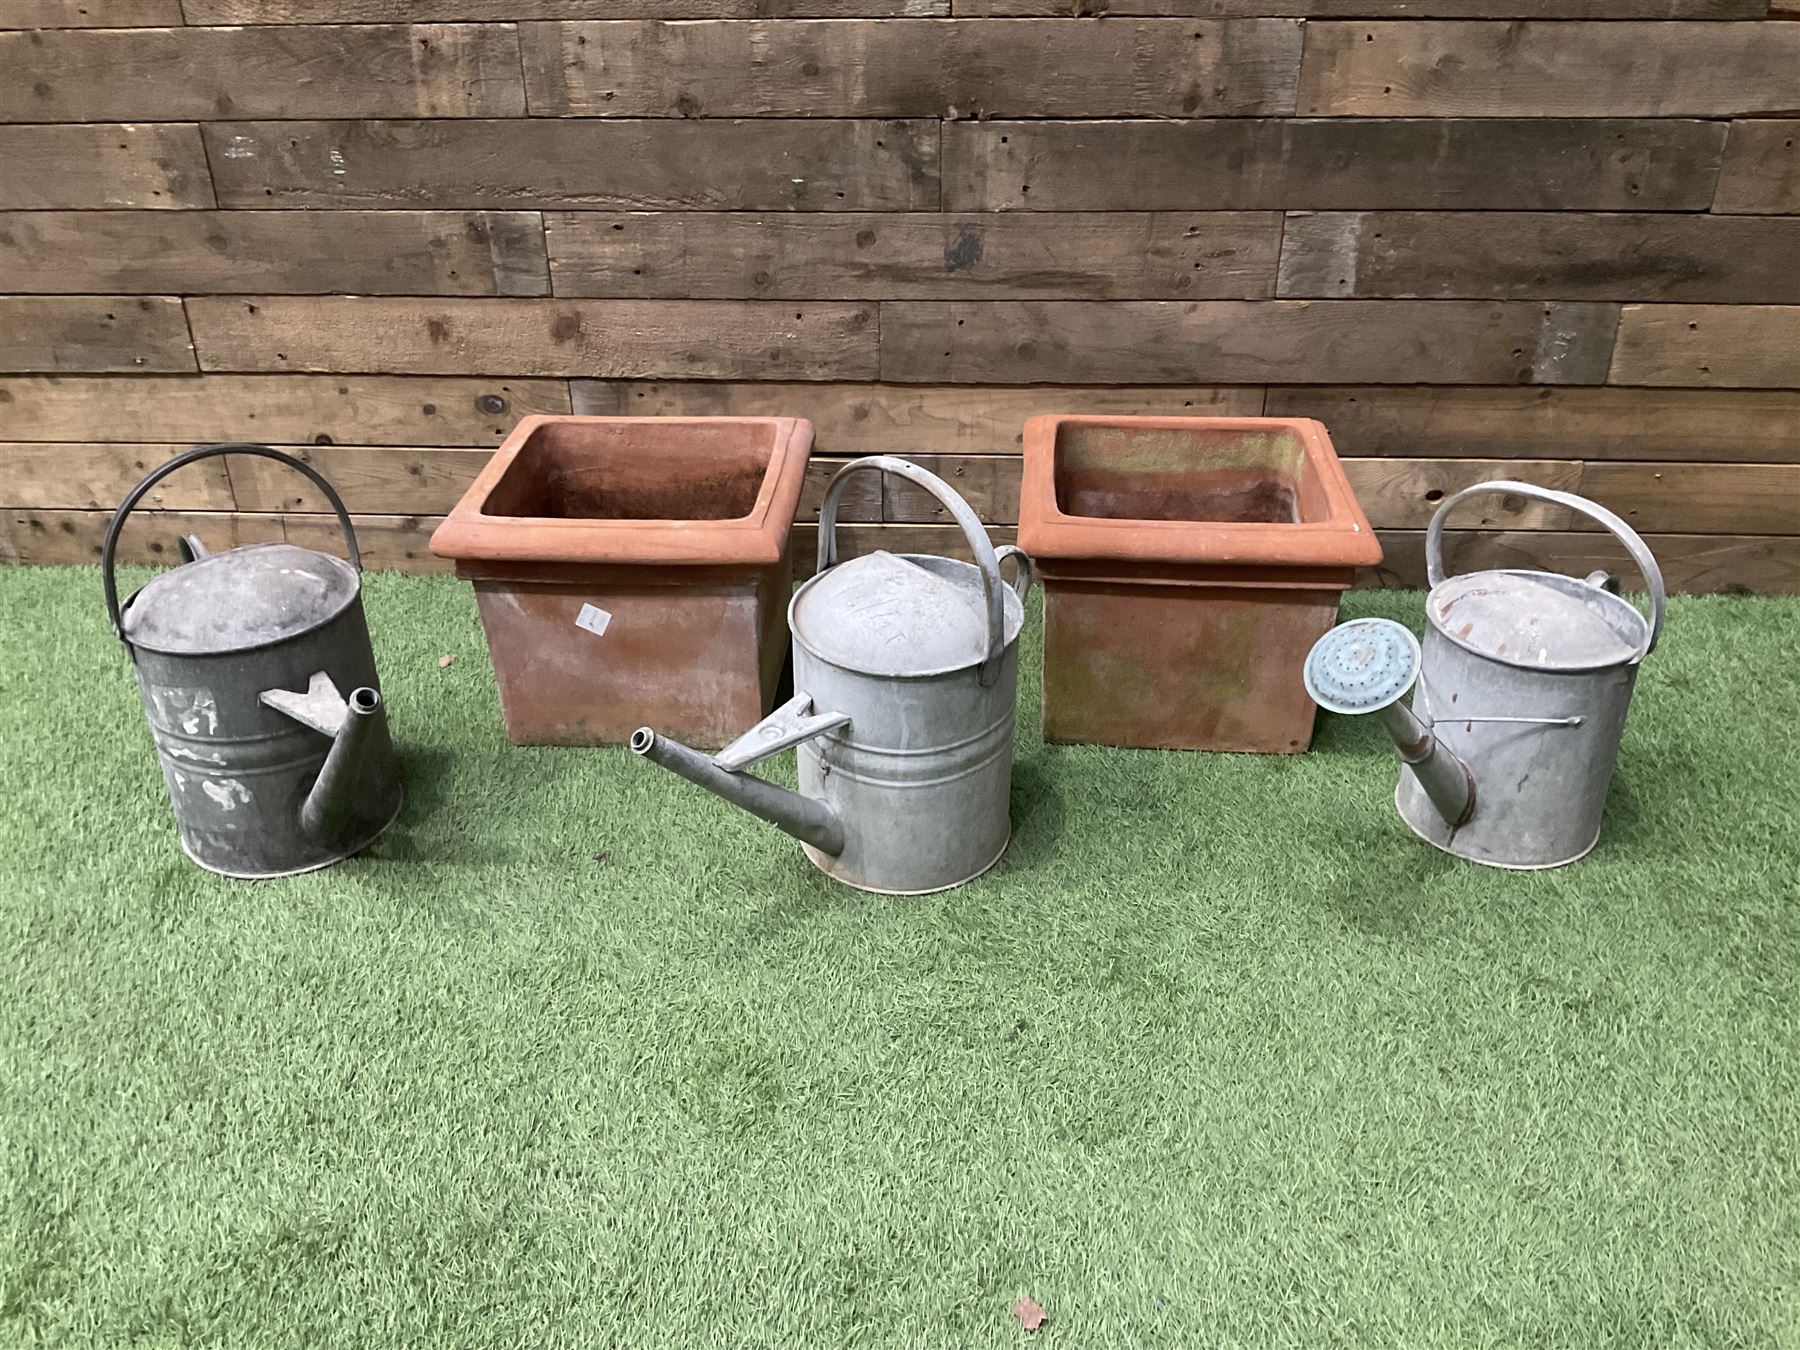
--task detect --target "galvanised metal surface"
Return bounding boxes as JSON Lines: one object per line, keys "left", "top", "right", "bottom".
{"left": 106, "top": 444, "right": 404, "bottom": 879}
{"left": 634, "top": 456, "right": 1031, "bottom": 896}
{"left": 1310, "top": 481, "right": 1666, "bottom": 871}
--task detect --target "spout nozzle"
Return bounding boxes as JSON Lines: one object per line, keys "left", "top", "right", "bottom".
{"left": 301, "top": 685, "right": 402, "bottom": 846}
{"left": 632, "top": 726, "right": 845, "bottom": 857}
{"left": 1306, "top": 620, "right": 1475, "bottom": 830}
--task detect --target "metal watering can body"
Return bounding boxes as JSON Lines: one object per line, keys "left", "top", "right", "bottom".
{"left": 1307, "top": 481, "right": 1666, "bottom": 870}
{"left": 106, "top": 445, "right": 404, "bottom": 879}
{"left": 634, "top": 456, "right": 1032, "bottom": 895}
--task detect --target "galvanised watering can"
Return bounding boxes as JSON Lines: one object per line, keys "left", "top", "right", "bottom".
{"left": 106, "top": 444, "right": 404, "bottom": 879}
{"left": 633, "top": 456, "right": 1032, "bottom": 894}
{"left": 1304, "top": 481, "right": 1666, "bottom": 870}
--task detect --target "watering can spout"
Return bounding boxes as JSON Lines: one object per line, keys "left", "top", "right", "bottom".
{"left": 1303, "top": 618, "right": 1476, "bottom": 830}
{"left": 1370, "top": 699, "right": 1477, "bottom": 830}
{"left": 260, "top": 672, "right": 403, "bottom": 847}
{"left": 631, "top": 726, "right": 846, "bottom": 857}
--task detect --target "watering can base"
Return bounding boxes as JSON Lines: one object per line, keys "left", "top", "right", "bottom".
{"left": 1394, "top": 782, "right": 1599, "bottom": 871}
{"left": 802, "top": 830, "right": 1010, "bottom": 896}
{"left": 175, "top": 790, "right": 406, "bottom": 880}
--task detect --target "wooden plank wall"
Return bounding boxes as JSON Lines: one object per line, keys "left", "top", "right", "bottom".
{"left": 1, "top": 3, "right": 1797, "bottom": 593}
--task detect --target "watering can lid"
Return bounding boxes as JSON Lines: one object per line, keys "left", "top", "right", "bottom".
{"left": 792, "top": 550, "right": 1022, "bottom": 678}
{"left": 1428, "top": 571, "right": 1642, "bottom": 671}
{"left": 121, "top": 542, "right": 360, "bottom": 656}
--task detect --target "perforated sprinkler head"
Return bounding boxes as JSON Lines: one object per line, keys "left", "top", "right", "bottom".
{"left": 1303, "top": 618, "right": 1422, "bottom": 715}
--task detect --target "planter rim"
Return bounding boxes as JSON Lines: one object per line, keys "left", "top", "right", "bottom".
{"left": 1018, "top": 414, "right": 1383, "bottom": 569}
{"left": 429, "top": 414, "right": 812, "bottom": 567}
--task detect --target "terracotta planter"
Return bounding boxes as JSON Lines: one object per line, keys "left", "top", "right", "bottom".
{"left": 430, "top": 415, "right": 811, "bottom": 748}
{"left": 1019, "top": 415, "right": 1381, "bottom": 753}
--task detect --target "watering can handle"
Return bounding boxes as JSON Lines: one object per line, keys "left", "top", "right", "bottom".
{"left": 103, "top": 442, "right": 362, "bottom": 644}
{"left": 1425, "top": 479, "right": 1666, "bottom": 661}
{"left": 816, "top": 455, "right": 1024, "bottom": 688}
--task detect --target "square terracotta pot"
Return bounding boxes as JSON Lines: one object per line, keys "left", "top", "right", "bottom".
{"left": 1019, "top": 415, "right": 1382, "bottom": 753}
{"left": 430, "top": 415, "right": 811, "bottom": 748}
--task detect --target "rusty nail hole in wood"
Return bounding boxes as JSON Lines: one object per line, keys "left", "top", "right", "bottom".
{"left": 1425, "top": 489, "right": 1444, "bottom": 502}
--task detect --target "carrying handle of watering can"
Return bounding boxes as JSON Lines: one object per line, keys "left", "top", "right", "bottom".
{"left": 1425, "top": 479, "right": 1666, "bottom": 661}
{"left": 816, "top": 455, "right": 1021, "bottom": 687}
{"left": 103, "top": 443, "right": 362, "bottom": 644}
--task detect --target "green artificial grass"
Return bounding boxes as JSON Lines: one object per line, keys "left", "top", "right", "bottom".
{"left": 2, "top": 564, "right": 1797, "bottom": 1348}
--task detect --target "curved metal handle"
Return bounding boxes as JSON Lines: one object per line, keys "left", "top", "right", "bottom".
{"left": 1425, "top": 479, "right": 1666, "bottom": 662}
{"left": 104, "top": 443, "right": 361, "bottom": 644}
{"left": 816, "top": 455, "right": 1009, "bottom": 687}
{"left": 994, "top": 544, "right": 1034, "bottom": 604}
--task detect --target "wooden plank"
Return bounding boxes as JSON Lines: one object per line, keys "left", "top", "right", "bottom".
{"left": 7, "top": 509, "right": 1790, "bottom": 592}
{"left": 0, "top": 124, "right": 213, "bottom": 209}
{"left": 1366, "top": 531, "right": 1800, "bottom": 595}
{"left": 0, "top": 374, "right": 572, "bottom": 445}
{"left": 571, "top": 381, "right": 1265, "bottom": 453}
{"left": 2, "top": 0, "right": 183, "bottom": 24}
{"left": 1, "top": 508, "right": 267, "bottom": 566}
{"left": 1714, "top": 121, "right": 1800, "bottom": 216}
{"left": 1298, "top": 22, "right": 1800, "bottom": 118}
{"left": 205, "top": 119, "right": 939, "bottom": 211}
{"left": 1277, "top": 212, "right": 1800, "bottom": 304}
{"left": 223, "top": 445, "right": 489, "bottom": 513}
{"left": 521, "top": 18, "right": 1300, "bottom": 118}
{"left": 0, "top": 443, "right": 234, "bottom": 510}
{"left": 182, "top": 1, "right": 948, "bottom": 19}
{"left": 547, "top": 212, "right": 1281, "bottom": 301}
{"left": 944, "top": 120, "right": 1726, "bottom": 213}
{"left": 0, "top": 24, "right": 526, "bottom": 122}
{"left": 956, "top": 1, "right": 1765, "bottom": 15}
{"left": 0, "top": 508, "right": 453, "bottom": 570}
{"left": 0, "top": 297, "right": 194, "bottom": 374}
{"left": 187, "top": 296, "right": 879, "bottom": 379}
{"left": 0, "top": 211, "right": 549, "bottom": 297}
{"left": 1609, "top": 306, "right": 1800, "bottom": 389}
{"left": 827, "top": 453, "right": 1581, "bottom": 529}
{"left": 811, "top": 454, "right": 1796, "bottom": 535}
{"left": 176, "top": 437, "right": 1799, "bottom": 533}
{"left": 1579, "top": 463, "right": 1800, "bottom": 537}
{"left": 1266, "top": 385, "right": 1800, "bottom": 464}
{"left": 879, "top": 301, "right": 1619, "bottom": 386}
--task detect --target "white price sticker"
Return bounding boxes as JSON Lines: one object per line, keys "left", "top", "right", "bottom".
{"left": 575, "top": 603, "right": 612, "bottom": 637}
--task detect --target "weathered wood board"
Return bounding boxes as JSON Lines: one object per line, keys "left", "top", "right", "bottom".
{"left": 222, "top": 446, "right": 491, "bottom": 513}
{"left": 204, "top": 119, "right": 940, "bottom": 210}
{"left": 0, "top": 374, "right": 570, "bottom": 445}
{"left": 1609, "top": 306, "right": 1800, "bottom": 388}
{"left": 1714, "top": 121, "right": 1800, "bottom": 215}
{"left": 186, "top": 297, "right": 880, "bottom": 379}
{"left": 0, "top": 297, "right": 195, "bottom": 374}
{"left": 944, "top": 119, "right": 1727, "bottom": 212}
{"left": 1298, "top": 22, "right": 1800, "bottom": 118}
{"left": 182, "top": 0, "right": 949, "bottom": 19}
{"left": 0, "top": 124, "right": 214, "bottom": 209}
{"left": 3, "top": 0, "right": 184, "bottom": 24}
{"left": 1277, "top": 212, "right": 1800, "bottom": 304}
{"left": 547, "top": 213, "right": 1282, "bottom": 301}
{"left": 1265, "top": 386, "right": 1800, "bottom": 463}
{"left": 521, "top": 19, "right": 1301, "bottom": 118}
{"left": 1367, "top": 531, "right": 1799, "bottom": 594}
{"left": 0, "top": 443, "right": 236, "bottom": 510}
{"left": 571, "top": 381, "right": 1266, "bottom": 452}
{"left": 0, "top": 212, "right": 549, "bottom": 296}
{"left": 956, "top": 0, "right": 1765, "bottom": 15}
{"left": 10, "top": 508, "right": 1792, "bottom": 593}
{"left": 0, "top": 24, "right": 527, "bottom": 122}
{"left": 879, "top": 301, "right": 1619, "bottom": 385}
